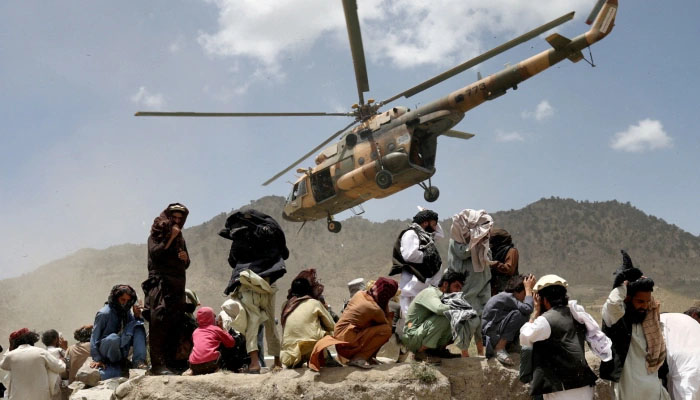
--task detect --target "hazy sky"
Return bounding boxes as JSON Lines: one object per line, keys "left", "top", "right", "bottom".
{"left": 2, "top": 1, "right": 698, "bottom": 279}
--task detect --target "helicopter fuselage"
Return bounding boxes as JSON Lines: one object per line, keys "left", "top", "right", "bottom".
{"left": 282, "top": 0, "right": 617, "bottom": 226}
{"left": 282, "top": 106, "right": 463, "bottom": 222}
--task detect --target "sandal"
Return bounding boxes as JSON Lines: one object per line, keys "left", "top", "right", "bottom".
{"left": 496, "top": 350, "right": 514, "bottom": 367}
{"left": 347, "top": 359, "right": 372, "bottom": 369}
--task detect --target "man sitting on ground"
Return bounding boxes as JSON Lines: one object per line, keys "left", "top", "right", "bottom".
{"left": 309, "top": 277, "right": 398, "bottom": 371}
{"left": 280, "top": 277, "right": 335, "bottom": 368}
{"left": 402, "top": 271, "right": 476, "bottom": 363}
{"left": 66, "top": 325, "right": 93, "bottom": 383}
{"left": 90, "top": 284, "right": 147, "bottom": 379}
{"left": 481, "top": 274, "right": 535, "bottom": 366}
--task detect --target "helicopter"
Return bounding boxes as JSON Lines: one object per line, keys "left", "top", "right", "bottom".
{"left": 137, "top": 0, "right": 618, "bottom": 233}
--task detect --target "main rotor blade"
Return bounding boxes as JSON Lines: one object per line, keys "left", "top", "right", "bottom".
{"left": 262, "top": 120, "right": 358, "bottom": 186}
{"left": 442, "top": 129, "right": 475, "bottom": 140}
{"left": 379, "top": 11, "right": 575, "bottom": 106}
{"left": 342, "top": 0, "right": 369, "bottom": 105}
{"left": 135, "top": 111, "right": 353, "bottom": 117}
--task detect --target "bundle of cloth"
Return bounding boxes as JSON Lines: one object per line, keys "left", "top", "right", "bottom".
{"left": 450, "top": 209, "right": 493, "bottom": 273}
{"left": 440, "top": 292, "right": 479, "bottom": 350}
{"left": 219, "top": 209, "right": 289, "bottom": 295}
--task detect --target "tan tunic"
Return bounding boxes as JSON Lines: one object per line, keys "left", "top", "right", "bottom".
{"left": 65, "top": 342, "right": 91, "bottom": 383}
{"left": 280, "top": 298, "right": 335, "bottom": 367}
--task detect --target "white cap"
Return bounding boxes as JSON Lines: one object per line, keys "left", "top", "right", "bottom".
{"left": 533, "top": 274, "right": 568, "bottom": 293}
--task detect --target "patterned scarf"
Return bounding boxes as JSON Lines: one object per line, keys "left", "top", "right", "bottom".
{"left": 642, "top": 296, "right": 666, "bottom": 374}
{"left": 441, "top": 292, "right": 478, "bottom": 349}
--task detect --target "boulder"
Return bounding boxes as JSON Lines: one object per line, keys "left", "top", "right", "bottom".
{"left": 70, "top": 353, "right": 614, "bottom": 400}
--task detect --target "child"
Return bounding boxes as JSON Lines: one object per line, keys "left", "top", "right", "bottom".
{"left": 188, "top": 307, "right": 235, "bottom": 375}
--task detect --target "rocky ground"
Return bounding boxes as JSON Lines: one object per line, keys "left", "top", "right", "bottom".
{"left": 70, "top": 353, "right": 614, "bottom": 400}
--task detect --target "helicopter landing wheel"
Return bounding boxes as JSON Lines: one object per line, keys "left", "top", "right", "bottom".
{"left": 327, "top": 220, "right": 342, "bottom": 233}
{"left": 375, "top": 170, "right": 393, "bottom": 189}
{"left": 424, "top": 186, "right": 440, "bottom": 202}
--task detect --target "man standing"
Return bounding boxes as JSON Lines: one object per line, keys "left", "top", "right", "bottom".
{"left": 520, "top": 275, "right": 598, "bottom": 399}
{"left": 1, "top": 329, "right": 66, "bottom": 400}
{"left": 489, "top": 228, "right": 520, "bottom": 296}
{"left": 90, "top": 284, "right": 147, "bottom": 379}
{"left": 600, "top": 250, "right": 669, "bottom": 399}
{"left": 142, "top": 203, "right": 190, "bottom": 376}
{"left": 447, "top": 208, "right": 493, "bottom": 356}
{"left": 390, "top": 209, "right": 444, "bottom": 332}
{"left": 219, "top": 209, "right": 288, "bottom": 373}
{"left": 659, "top": 312, "right": 700, "bottom": 399}
{"left": 402, "top": 271, "right": 476, "bottom": 363}
{"left": 481, "top": 275, "right": 535, "bottom": 366}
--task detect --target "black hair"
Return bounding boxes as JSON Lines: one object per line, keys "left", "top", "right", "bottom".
{"left": 74, "top": 325, "right": 93, "bottom": 343}
{"left": 627, "top": 277, "right": 654, "bottom": 298}
{"left": 439, "top": 271, "right": 466, "bottom": 287}
{"left": 289, "top": 278, "right": 313, "bottom": 299}
{"left": 413, "top": 210, "right": 438, "bottom": 225}
{"left": 41, "top": 329, "right": 59, "bottom": 347}
{"left": 684, "top": 307, "right": 700, "bottom": 317}
{"left": 107, "top": 284, "right": 137, "bottom": 310}
{"left": 538, "top": 285, "right": 569, "bottom": 308}
{"left": 505, "top": 275, "right": 526, "bottom": 293}
{"left": 10, "top": 331, "right": 40, "bottom": 350}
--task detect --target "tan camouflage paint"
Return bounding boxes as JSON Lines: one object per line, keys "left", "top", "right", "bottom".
{"left": 284, "top": 0, "right": 618, "bottom": 224}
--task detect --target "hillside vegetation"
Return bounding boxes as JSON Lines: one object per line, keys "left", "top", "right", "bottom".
{"left": 1, "top": 196, "right": 698, "bottom": 345}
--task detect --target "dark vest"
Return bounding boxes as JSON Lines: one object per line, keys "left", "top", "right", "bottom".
{"left": 599, "top": 310, "right": 634, "bottom": 382}
{"left": 389, "top": 227, "right": 441, "bottom": 283}
{"left": 530, "top": 306, "right": 598, "bottom": 396}
{"left": 599, "top": 310, "right": 669, "bottom": 383}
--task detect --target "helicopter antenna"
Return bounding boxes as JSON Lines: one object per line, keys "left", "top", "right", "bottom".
{"left": 342, "top": 0, "right": 370, "bottom": 106}
{"left": 296, "top": 221, "right": 307, "bottom": 235}
{"left": 581, "top": 46, "right": 596, "bottom": 67}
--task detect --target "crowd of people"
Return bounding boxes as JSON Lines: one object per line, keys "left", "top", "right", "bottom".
{"left": 1, "top": 204, "right": 699, "bottom": 400}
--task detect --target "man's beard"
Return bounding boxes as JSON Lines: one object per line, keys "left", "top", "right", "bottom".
{"left": 424, "top": 226, "right": 435, "bottom": 233}
{"left": 626, "top": 302, "right": 647, "bottom": 324}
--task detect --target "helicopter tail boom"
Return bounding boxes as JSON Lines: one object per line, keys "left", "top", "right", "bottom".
{"left": 419, "top": 0, "right": 618, "bottom": 116}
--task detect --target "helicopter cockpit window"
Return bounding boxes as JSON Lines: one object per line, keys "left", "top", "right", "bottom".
{"left": 310, "top": 167, "right": 335, "bottom": 203}
{"left": 290, "top": 179, "right": 307, "bottom": 202}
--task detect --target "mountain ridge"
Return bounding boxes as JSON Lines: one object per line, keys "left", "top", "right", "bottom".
{"left": 1, "top": 195, "right": 698, "bottom": 346}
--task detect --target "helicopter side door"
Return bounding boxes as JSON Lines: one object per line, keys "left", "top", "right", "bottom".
{"left": 310, "top": 167, "right": 336, "bottom": 203}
